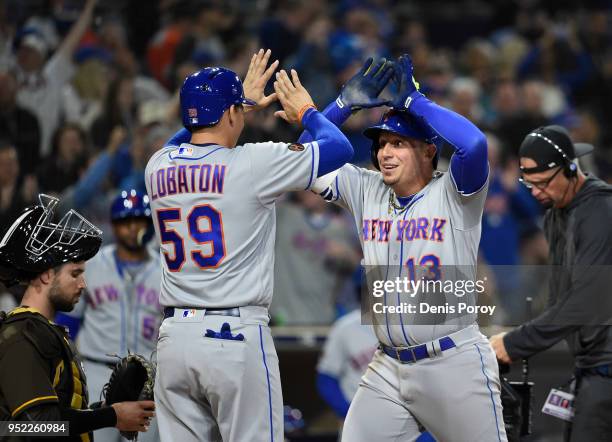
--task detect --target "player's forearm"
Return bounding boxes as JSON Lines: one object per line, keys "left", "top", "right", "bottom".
{"left": 298, "top": 100, "right": 352, "bottom": 144}
{"left": 17, "top": 403, "right": 116, "bottom": 435}
{"left": 316, "top": 373, "right": 351, "bottom": 418}
{"left": 504, "top": 322, "right": 578, "bottom": 361}
{"left": 58, "top": 0, "right": 96, "bottom": 57}
{"left": 72, "top": 152, "right": 115, "bottom": 209}
{"left": 301, "top": 108, "right": 353, "bottom": 176}
{"left": 410, "top": 95, "right": 488, "bottom": 193}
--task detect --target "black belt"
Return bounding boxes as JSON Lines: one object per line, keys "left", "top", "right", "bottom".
{"left": 163, "top": 306, "right": 240, "bottom": 320}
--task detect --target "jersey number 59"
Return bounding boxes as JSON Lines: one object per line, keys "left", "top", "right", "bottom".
{"left": 156, "top": 205, "right": 226, "bottom": 271}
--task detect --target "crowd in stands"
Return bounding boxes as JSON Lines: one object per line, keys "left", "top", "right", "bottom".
{"left": 1, "top": 0, "right": 610, "bottom": 322}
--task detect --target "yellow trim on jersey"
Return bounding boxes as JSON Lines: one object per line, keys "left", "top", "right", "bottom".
{"left": 8, "top": 307, "right": 44, "bottom": 317}
{"left": 53, "top": 360, "right": 65, "bottom": 388}
{"left": 70, "top": 362, "right": 85, "bottom": 409}
{"left": 80, "top": 433, "right": 91, "bottom": 442}
{"left": 11, "top": 395, "right": 58, "bottom": 416}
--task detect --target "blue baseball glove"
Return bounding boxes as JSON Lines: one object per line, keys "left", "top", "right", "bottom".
{"left": 337, "top": 57, "right": 394, "bottom": 111}
{"left": 390, "top": 54, "right": 424, "bottom": 111}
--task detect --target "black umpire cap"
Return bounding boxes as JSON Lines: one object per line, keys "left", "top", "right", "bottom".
{"left": 519, "top": 125, "right": 594, "bottom": 174}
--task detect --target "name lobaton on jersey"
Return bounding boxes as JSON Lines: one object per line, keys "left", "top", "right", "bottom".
{"left": 148, "top": 163, "right": 227, "bottom": 200}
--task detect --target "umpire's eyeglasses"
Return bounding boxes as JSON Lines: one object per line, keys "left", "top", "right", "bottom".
{"left": 519, "top": 166, "right": 563, "bottom": 190}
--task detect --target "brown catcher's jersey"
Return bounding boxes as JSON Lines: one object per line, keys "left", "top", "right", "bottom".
{"left": 0, "top": 307, "right": 90, "bottom": 441}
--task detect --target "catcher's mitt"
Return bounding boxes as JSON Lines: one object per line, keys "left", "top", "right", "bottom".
{"left": 102, "top": 353, "right": 156, "bottom": 440}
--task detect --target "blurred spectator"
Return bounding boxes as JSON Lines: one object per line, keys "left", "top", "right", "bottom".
{"left": 14, "top": 0, "right": 97, "bottom": 156}
{"left": 517, "top": 20, "right": 594, "bottom": 100}
{"left": 90, "top": 75, "right": 136, "bottom": 150}
{"left": 0, "top": 68, "right": 41, "bottom": 176}
{"left": 62, "top": 47, "right": 111, "bottom": 131}
{"left": 259, "top": 0, "right": 321, "bottom": 67}
{"left": 147, "top": 0, "right": 194, "bottom": 88}
{"left": 171, "top": 0, "right": 235, "bottom": 71}
{"left": 0, "top": 141, "right": 36, "bottom": 234}
{"left": 492, "top": 79, "right": 548, "bottom": 155}
{"left": 460, "top": 38, "right": 496, "bottom": 92}
{"left": 57, "top": 125, "right": 127, "bottom": 242}
{"left": 479, "top": 133, "right": 541, "bottom": 320}
{"left": 37, "top": 123, "right": 90, "bottom": 195}
{"left": 286, "top": 16, "right": 337, "bottom": 106}
{"left": 448, "top": 77, "right": 483, "bottom": 124}
{"left": 271, "top": 191, "right": 360, "bottom": 325}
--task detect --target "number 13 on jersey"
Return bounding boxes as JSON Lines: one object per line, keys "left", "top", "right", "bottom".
{"left": 155, "top": 205, "right": 226, "bottom": 271}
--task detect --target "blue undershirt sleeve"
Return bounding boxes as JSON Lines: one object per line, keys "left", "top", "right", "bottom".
{"left": 409, "top": 96, "right": 488, "bottom": 194}
{"left": 165, "top": 128, "right": 191, "bottom": 147}
{"left": 301, "top": 107, "right": 353, "bottom": 176}
{"left": 54, "top": 313, "right": 81, "bottom": 340}
{"left": 316, "top": 372, "right": 351, "bottom": 418}
{"left": 298, "top": 100, "right": 352, "bottom": 144}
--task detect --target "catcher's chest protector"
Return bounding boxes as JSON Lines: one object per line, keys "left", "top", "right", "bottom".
{"left": 1, "top": 310, "right": 89, "bottom": 411}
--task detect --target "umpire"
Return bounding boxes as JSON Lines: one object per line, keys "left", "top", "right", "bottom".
{"left": 0, "top": 195, "right": 154, "bottom": 441}
{"left": 490, "top": 125, "right": 612, "bottom": 441}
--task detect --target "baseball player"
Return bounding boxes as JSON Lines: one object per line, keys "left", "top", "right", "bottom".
{"left": 0, "top": 194, "right": 154, "bottom": 440}
{"left": 56, "top": 189, "right": 161, "bottom": 442}
{"left": 145, "top": 49, "right": 357, "bottom": 442}
{"left": 304, "top": 54, "right": 507, "bottom": 441}
{"left": 317, "top": 308, "right": 378, "bottom": 417}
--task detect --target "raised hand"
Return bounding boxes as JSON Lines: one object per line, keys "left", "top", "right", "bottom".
{"left": 338, "top": 57, "right": 394, "bottom": 111}
{"left": 390, "top": 54, "right": 423, "bottom": 111}
{"left": 242, "top": 49, "right": 279, "bottom": 111}
{"left": 273, "top": 69, "right": 316, "bottom": 125}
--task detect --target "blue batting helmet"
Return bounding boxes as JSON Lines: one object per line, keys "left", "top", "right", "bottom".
{"left": 180, "top": 67, "right": 256, "bottom": 129}
{"left": 110, "top": 189, "right": 151, "bottom": 222}
{"left": 364, "top": 110, "right": 439, "bottom": 170}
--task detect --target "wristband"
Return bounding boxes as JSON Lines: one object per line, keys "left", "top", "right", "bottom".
{"left": 298, "top": 104, "right": 317, "bottom": 123}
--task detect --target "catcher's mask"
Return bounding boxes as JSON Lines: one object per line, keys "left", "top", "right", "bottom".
{"left": 0, "top": 194, "right": 102, "bottom": 284}
{"left": 364, "top": 109, "right": 439, "bottom": 170}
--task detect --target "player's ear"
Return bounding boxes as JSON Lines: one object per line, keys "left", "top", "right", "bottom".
{"left": 425, "top": 142, "right": 436, "bottom": 161}
{"left": 37, "top": 267, "right": 56, "bottom": 286}
{"left": 228, "top": 105, "right": 241, "bottom": 127}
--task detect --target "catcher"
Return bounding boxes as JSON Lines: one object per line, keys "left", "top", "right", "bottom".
{"left": 0, "top": 195, "right": 155, "bottom": 441}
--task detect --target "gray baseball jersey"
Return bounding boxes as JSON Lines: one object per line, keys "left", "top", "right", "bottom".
{"left": 318, "top": 165, "right": 488, "bottom": 347}
{"left": 67, "top": 244, "right": 162, "bottom": 360}
{"left": 66, "top": 244, "right": 162, "bottom": 442}
{"left": 145, "top": 141, "right": 320, "bottom": 309}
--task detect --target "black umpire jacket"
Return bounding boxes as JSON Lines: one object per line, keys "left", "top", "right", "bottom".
{"left": 504, "top": 175, "right": 612, "bottom": 368}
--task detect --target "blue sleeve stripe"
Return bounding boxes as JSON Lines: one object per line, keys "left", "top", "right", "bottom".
{"left": 259, "top": 325, "right": 275, "bottom": 442}
{"left": 475, "top": 344, "right": 502, "bottom": 442}
{"left": 334, "top": 175, "right": 342, "bottom": 202}
{"left": 305, "top": 142, "right": 317, "bottom": 190}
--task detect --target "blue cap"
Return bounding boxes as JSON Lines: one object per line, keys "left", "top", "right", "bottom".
{"left": 365, "top": 110, "right": 439, "bottom": 170}
{"left": 110, "top": 189, "right": 151, "bottom": 221}
{"left": 363, "top": 110, "right": 433, "bottom": 143}
{"left": 180, "top": 67, "right": 256, "bottom": 128}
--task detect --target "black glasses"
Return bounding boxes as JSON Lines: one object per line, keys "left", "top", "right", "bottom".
{"left": 519, "top": 166, "right": 563, "bottom": 190}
